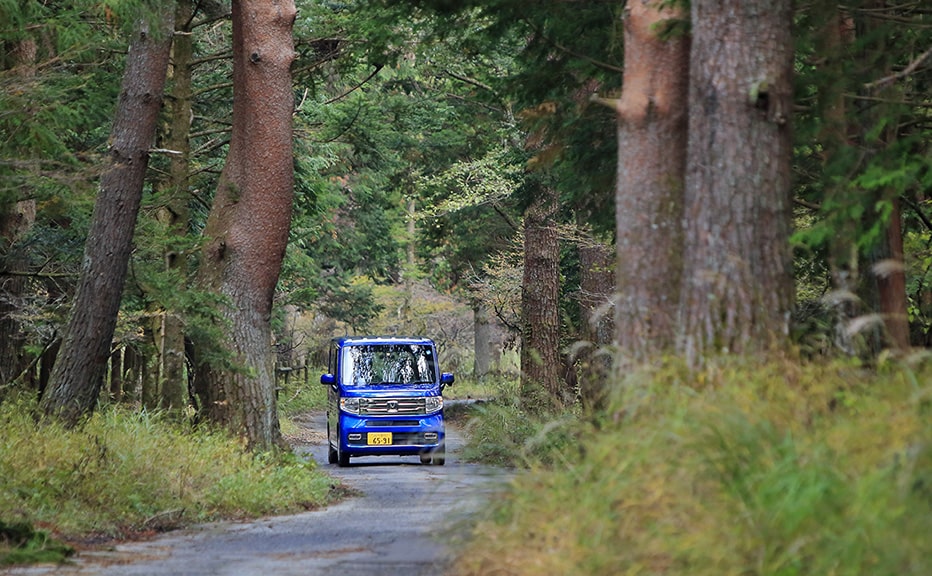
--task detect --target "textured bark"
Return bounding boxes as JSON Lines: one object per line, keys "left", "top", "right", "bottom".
{"left": 473, "top": 304, "right": 494, "bottom": 379}
{"left": 40, "top": 11, "right": 175, "bottom": 425}
{"left": 519, "top": 187, "right": 564, "bottom": 410}
{"left": 0, "top": 201, "right": 35, "bottom": 388}
{"left": 615, "top": 0, "right": 688, "bottom": 361}
{"left": 123, "top": 344, "right": 140, "bottom": 403}
{"left": 577, "top": 239, "right": 614, "bottom": 410}
{"left": 403, "top": 197, "right": 416, "bottom": 331}
{"left": 157, "top": 0, "right": 196, "bottom": 412}
{"left": 678, "top": 0, "right": 794, "bottom": 364}
{"left": 873, "top": 199, "right": 910, "bottom": 349}
{"left": 109, "top": 348, "right": 123, "bottom": 402}
{"left": 196, "top": 0, "right": 297, "bottom": 450}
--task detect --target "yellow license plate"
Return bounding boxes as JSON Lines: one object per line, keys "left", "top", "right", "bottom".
{"left": 367, "top": 432, "right": 392, "bottom": 446}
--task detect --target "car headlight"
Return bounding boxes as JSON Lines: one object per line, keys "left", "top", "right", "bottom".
{"left": 425, "top": 396, "right": 443, "bottom": 414}
{"left": 340, "top": 397, "right": 362, "bottom": 415}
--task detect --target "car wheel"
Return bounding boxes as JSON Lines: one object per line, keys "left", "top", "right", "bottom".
{"left": 419, "top": 453, "right": 432, "bottom": 465}
{"left": 327, "top": 426, "right": 338, "bottom": 464}
{"left": 432, "top": 443, "right": 446, "bottom": 466}
{"left": 336, "top": 426, "right": 350, "bottom": 467}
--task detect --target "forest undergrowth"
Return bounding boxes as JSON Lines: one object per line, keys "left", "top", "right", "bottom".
{"left": 0, "top": 394, "right": 338, "bottom": 565}
{"left": 454, "top": 356, "right": 932, "bottom": 576}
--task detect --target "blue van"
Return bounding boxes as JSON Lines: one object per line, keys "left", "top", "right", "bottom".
{"left": 320, "top": 336, "right": 454, "bottom": 466}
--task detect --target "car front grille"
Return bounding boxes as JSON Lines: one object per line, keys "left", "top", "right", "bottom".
{"left": 360, "top": 397, "right": 426, "bottom": 416}
{"left": 366, "top": 420, "right": 420, "bottom": 427}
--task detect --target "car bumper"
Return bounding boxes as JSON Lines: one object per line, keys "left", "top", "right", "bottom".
{"left": 338, "top": 412, "right": 445, "bottom": 456}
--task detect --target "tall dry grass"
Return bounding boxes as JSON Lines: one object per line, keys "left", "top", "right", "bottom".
{"left": 0, "top": 397, "right": 335, "bottom": 540}
{"left": 454, "top": 357, "right": 932, "bottom": 576}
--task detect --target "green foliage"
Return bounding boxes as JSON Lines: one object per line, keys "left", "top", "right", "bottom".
{"left": 0, "top": 520, "right": 73, "bottom": 566}
{"left": 460, "top": 379, "right": 579, "bottom": 467}
{"left": 277, "top": 370, "right": 328, "bottom": 417}
{"left": 453, "top": 358, "right": 932, "bottom": 575}
{"left": 0, "top": 397, "right": 336, "bottom": 545}
{"left": 792, "top": 0, "right": 932, "bottom": 342}
{"left": 0, "top": 0, "right": 126, "bottom": 202}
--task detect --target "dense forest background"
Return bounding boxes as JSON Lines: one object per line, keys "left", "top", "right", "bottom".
{"left": 2, "top": 0, "right": 932, "bottom": 437}
{"left": 3, "top": 1, "right": 932, "bottom": 573}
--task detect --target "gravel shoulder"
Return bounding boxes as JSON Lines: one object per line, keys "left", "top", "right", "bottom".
{"left": 2, "top": 409, "right": 508, "bottom": 576}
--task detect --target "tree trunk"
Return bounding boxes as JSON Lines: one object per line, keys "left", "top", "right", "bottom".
{"left": 519, "top": 186, "right": 564, "bottom": 411}
{"left": 0, "top": 37, "right": 39, "bottom": 389}
{"left": 109, "top": 348, "right": 123, "bottom": 402}
{"left": 614, "top": 0, "right": 688, "bottom": 362}
{"left": 196, "top": 0, "right": 297, "bottom": 451}
{"left": 678, "top": 0, "right": 795, "bottom": 364}
{"left": 157, "top": 0, "right": 196, "bottom": 412}
{"left": 814, "top": 5, "right": 862, "bottom": 355}
{"left": 38, "top": 339, "right": 59, "bottom": 399}
{"left": 577, "top": 238, "right": 614, "bottom": 410}
{"left": 40, "top": 10, "right": 175, "bottom": 425}
{"left": 140, "top": 345, "right": 158, "bottom": 410}
{"left": 403, "top": 196, "right": 416, "bottom": 332}
{"left": 0, "top": 201, "right": 35, "bottom": 388}
{"left": 123, "top": 344, "right": 139, "bottom": 404}
{"left": 859, "top": 1, "right": 910, "bottom": 352}
{"left": 873, "top": 199, "right": 910, "bottom": 350}
{"left": 473, "top": 303, "right": 494, "bottom": 380}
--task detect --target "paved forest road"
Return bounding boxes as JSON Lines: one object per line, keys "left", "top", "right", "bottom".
{"left": 4, "top": 411, "right": 507, "bottom": 576}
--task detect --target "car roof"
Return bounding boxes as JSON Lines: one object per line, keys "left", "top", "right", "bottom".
{"left": 332, "top": 336, "right": 435, "bottom": 346}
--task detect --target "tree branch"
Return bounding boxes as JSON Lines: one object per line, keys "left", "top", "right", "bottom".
{"left": 903, "top": 196, "right": 932, "bottom": 234}
{"left": 323, "top": 65, "right": 383, "bottom": 106}
{"left": 865, "top": 45, "right": 932, "bottom": 90}
{"left": 525, "top": 20, "right": 624, "bottom": 73}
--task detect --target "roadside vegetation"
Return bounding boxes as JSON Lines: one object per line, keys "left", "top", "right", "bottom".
{"left": 0, "top": 395, "right": 338, "bottom": 565}
{"left": 454, "top": 357, "right": 932, "bottom": 575}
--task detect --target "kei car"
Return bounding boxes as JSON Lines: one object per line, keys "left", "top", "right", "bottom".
{"left": 320, "top": 336, "right": 454, "bottom": 466}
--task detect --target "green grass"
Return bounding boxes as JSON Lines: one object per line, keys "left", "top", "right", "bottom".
{"left": 0, "top": 395, "right": 338, "bottom": 564}
{"left": 278, "top": 368, "right": 328, "bottom": 417}
{"left": 0, "top": 521, "right": 74, "bottom": 566}
{"left": 453, "top": 357, "right": 932, "bottom": 576}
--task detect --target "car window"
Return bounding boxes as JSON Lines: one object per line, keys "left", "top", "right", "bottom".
{"left": 342, "top": 344, "right": 437, "bottom": 386}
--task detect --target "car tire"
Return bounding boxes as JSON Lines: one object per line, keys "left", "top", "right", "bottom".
{"left": 327, "top": 426, "right": 338, "bottom": 464}
{"left": 336, "top": 426, "right": 350, "bottom": 467}
{"left": 419, "top": 453, "right": 432, "bottom": 465}
{"left": 432, "top": 443, "right": 446, "bottom": 466}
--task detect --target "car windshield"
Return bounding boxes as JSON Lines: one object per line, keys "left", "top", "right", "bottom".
{"left": 342, "top": 344, "right": 437, "bottom": 387}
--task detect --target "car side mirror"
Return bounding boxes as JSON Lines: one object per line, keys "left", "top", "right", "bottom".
{"left": 320, "top": 373, "right": 335, "bottom": 385}
{"left": 440, "top": 372, "right": 454, "bottom": 387}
